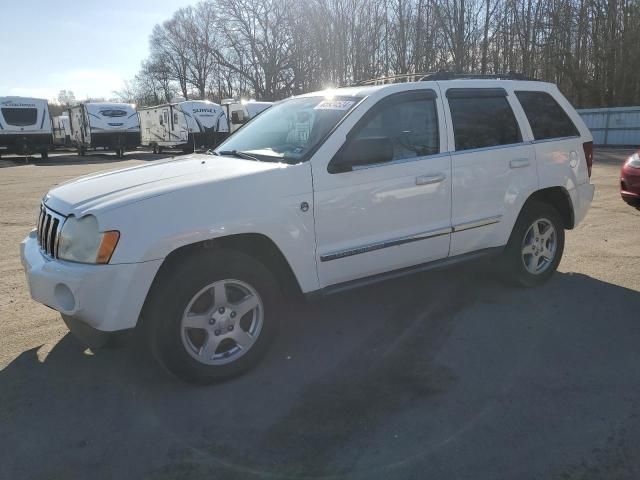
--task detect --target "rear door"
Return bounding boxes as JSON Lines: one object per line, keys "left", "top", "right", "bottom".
{"left": 442, "top": 85, "right": 538, "bottom": 256}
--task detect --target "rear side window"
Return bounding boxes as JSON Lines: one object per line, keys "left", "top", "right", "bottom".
{"left": 1, "top": 108, "right": 37, "bottom": 126}
{"left": 447, "top": 91, "right": 521, "bottom": 151}
{"left": 515, "top": 91, "right": 579, "bottom": 140}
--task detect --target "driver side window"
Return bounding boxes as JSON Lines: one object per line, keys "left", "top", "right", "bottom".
{"left": 351, "top": 96, "right": 439, "bottom": 162}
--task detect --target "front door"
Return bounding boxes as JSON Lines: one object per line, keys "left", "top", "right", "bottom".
{"left": 312, "top": 90, "right": 452, "bottom": 288}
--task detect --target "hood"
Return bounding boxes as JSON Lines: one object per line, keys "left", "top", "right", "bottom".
{"left": 44, "top": 154, "right": 284, "bottom": 216}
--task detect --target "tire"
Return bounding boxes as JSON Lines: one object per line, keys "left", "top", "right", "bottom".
{"left": 499, "top": 201, "right": 565, "bottom": 287}
{"left": 144, "top": 249, "right": 282, "bottom": 384}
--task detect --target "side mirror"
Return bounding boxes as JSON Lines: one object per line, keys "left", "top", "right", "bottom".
{"left": 331, "top": 136, "right": 394, "bottom": 172}
{"left": 231, "top": 110, "right": 247, "bottom": 124}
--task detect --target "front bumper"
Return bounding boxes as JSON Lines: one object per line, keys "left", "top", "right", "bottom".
{"left": 621, "top": 167, "right": 640, "bottom": 206}
{"left": 621, "top": 189, "right": 640, "bottom": 206}
{"left": 20, "top": 230, "right": 162, "bottom": 334}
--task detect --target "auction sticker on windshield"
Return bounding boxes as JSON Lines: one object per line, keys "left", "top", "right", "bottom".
{"left": 314, "top": 100, "right": 355, "bottom": 110}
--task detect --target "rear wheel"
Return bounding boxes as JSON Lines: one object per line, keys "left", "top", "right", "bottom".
{"left": 499, "top": 201, "right": 565, "bottom": 287}
{"left": 144, "top": 249, "right": 281, "bottom": 383}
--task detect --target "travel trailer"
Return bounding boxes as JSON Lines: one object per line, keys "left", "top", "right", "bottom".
{"left": 243, "top": 101, "right": 273, "bottom": 118}
{"left": 222, "top": 99, "right": 273, "bottom": 133}
{"left": 68, "top": 103, "right": 140, "bottom": 158}
{"left": 139, "top": 100, "right": 228, "bottom": 153}
{"left": 0, "top": 96, "right": 52, "bottom": 158}
{"left": 52, "top": 115, "right": 71, "bottom": 147}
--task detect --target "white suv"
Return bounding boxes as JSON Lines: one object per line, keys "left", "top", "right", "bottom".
{"left": 21, "top": 77, "right": 595, "bottom": 383}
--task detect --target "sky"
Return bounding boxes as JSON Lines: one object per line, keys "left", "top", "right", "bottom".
{"left": 0, "top": 0, "right": 195, "bottom": 102}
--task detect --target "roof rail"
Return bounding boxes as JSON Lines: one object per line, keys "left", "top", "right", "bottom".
{"left": 350, "top": 71, "right": 538, "bottom": 87}
{"left": 419, "top": 71, "right": 536, "bottom": 81}
{"left": 353, "top": 73, "right": 437, "bottom": 86}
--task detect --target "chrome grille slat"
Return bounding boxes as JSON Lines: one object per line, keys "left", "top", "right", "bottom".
{"left": 36, "top": 204, "right": 66, "bottom": 258}
{"left": 37, "top": 208, "right": 45, "bottom": 246}
{"left": 43, "top": 215, "right": 52, "bottom": 252}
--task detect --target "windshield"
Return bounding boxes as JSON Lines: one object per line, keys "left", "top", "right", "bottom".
{"left": 215, "top": 95, "right": 361, "bottom": 163}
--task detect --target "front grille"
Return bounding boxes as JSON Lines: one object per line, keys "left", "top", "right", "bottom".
{"left": 36, "top": 205, "right": 66, "bottom": 258}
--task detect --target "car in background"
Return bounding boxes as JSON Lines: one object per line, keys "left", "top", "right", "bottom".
{"left": 621, "top": 151, "right": 640, "bottom": 207}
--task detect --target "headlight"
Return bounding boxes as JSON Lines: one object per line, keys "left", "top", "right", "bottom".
{"left": 627, "top": 152, "right": 640, "bottom": 169}
{"left": 58, "top": 215, "right": 120, "bottom": 264}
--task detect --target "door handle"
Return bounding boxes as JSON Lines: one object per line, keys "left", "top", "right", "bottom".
{"left": 416, "top": 173, "right": 446, "bottom": 185}
{"left": 510, "top": 158, "right": 530, "bottom": 169}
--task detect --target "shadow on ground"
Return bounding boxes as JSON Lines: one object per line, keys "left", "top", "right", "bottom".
{"left": 2, "top": 263, "right": 640, "bottom": 479}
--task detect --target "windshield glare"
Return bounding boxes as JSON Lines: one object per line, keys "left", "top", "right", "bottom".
{"left": 215, "top": 96, "right": 361, "bottom": 163}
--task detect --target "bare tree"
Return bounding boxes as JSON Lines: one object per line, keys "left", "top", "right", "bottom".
{"left": 128, "top": 0, "right": 640, "bottom": 108}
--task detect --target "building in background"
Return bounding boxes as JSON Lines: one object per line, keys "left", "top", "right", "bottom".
{"left": 578, "top": 106, "right": 640, "bottom": 147}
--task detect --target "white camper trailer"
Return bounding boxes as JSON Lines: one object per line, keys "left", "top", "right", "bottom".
{"left": 68, "top": 102, "right": 140, "bottom": 158}
{"left": 222, "top": 99, "right": 273, "bottom": 133}
{"left": 243, "top": 101, "right": 273, "bottom": 118}
{"left": 0, "top": 96, "right": 52, "bottom": 158}
{"left": 139, "top": 100, "right": 229, "bottom": 153}
{"left": 52, "top": 115, "right": 71, "bottom": 147}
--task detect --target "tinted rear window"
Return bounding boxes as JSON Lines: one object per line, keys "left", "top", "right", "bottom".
{"left": 448, "top": 95, "right": 521, "bottom": 151}
{"left": 515, "top": 91, "right": 579, "bottom": 140}
{"left": 2, "top": 108, "right": 38, "bottom": 126}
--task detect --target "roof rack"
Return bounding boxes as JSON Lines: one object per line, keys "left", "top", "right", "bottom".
{"left": 419, "top": 71, "right": 535, "bottom": 81}
{"left": 353, "top": 73, "right": 437, "bottom": 86}
{"left": 352, "top": 71, "right": 537, "bottom": 86}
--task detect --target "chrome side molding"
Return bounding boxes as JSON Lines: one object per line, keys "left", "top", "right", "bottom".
{"left": 320, "top": 226, "right": 451, "bottom": 262}
{"left": 453, "top": 215, "right": 502, "bottom": 232}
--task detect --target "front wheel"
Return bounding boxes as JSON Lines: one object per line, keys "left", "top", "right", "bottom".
{"left": 144, "top": 249, "right": 281, "bottom": 383}
{"left": 499, "top": 201, "right": 565, "bottom": 287}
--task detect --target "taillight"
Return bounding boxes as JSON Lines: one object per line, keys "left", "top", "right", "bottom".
{"left": 583, "top": 141, "right": 593, "bottom": 178}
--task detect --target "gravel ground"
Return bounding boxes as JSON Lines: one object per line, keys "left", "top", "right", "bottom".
{"left": 1, "top": 148, "right": 639, "bottom": 480}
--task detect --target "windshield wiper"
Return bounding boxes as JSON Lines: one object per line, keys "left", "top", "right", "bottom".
{"left": 214, "top": 150, "right": 260, "bottom": 161}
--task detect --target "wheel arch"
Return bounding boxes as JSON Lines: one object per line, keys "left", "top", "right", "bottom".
{"left": 142, "top": 233, "right": 303, "bottom": 316}
{"left": 522, "top": 186, "right": 575, "bottom": 229}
